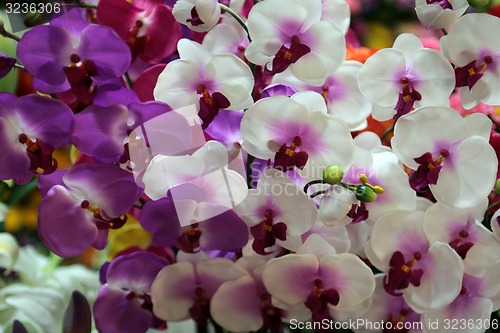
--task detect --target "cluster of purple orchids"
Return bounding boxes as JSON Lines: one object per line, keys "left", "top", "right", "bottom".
{"left": 1, "top": 0, "right": 500, "bottom": 332}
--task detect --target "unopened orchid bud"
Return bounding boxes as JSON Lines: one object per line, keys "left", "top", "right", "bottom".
{"left": 24, "top": 12, "right": 43, "bottom": 28}
{"left": 323, "top": 164, "right": 343, "bottom": 185}
{"left": 355, "top": 185, "right": 377, "bottom": 202}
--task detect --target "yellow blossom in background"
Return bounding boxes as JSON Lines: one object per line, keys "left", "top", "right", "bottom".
{"left": 107, "top": 215, "right": 152, "bottom": 260}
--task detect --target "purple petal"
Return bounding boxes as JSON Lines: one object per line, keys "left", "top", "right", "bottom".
{"left": 62, "top": 290, "right": 92, "bottom": 333}
{"left": 71, "top": 104, "right": 129, "bottom": 160}
{"left": 199, "top": 209, "right": 249, "bottom": 252}
{"left": 204, "top": 109, "right": 243, "bottom": 144}
{"left": 106, "top": 251, "right": 168, "bottom": 292}
{"left": 50, "top": 7, "right": 90, "bottom": 40}
{"left": 78, "top": 25, "right": 131, "bottom": 80}
{"left": 0, "top": 118, "right": 30, "bottom": 181}
{"left": 94, "top": 285, "right": 153, "bottom": 333}
{"left": 93, "top": 229, "right": 110, "bottom": 250}
{"left": 0, "top": 52, "right": 16, "bottom": 79}
{"left": 17, "top": 25, "right": 71, "bottom": 86}
{"left": 17, "top": 94, "right": 73, "bottom": 147}
{"left": 38, "top": 169, "right": 68, "bottom": 197}
{"left": 38, "top": 185, "right": 98, "bottom": 257}
{"left": 139, "top": 198, "right": 182, "bottom": 247}
{"left": 128, "top": 101, "right": 172, "bottom": 126}
{"left": 94, "top": 84, "right": 140, "bottom": 107}
{"left": 261, "top": 84, "right": 298, "bottom": 98}
{"left": 63, "top": 164, "right": 142, "bottom": 218}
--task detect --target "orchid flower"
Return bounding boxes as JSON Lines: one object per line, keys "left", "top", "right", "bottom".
{"left": 358, "top": 33, "right": 455, "bottom": 120}
{"left": 415, "top": 0, "right": 469, "bottom": 29}
{"left": 154, "top": 39, "right": 254, "bottom": 129}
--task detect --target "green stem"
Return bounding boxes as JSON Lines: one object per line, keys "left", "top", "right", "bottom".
{"left": 219, "top": 4, "right": 251, "bottom": 42}
{"left": 484, "top": 201, "right": 500, "bottom": 228}
{"left": 441, "top": 28, "right": 448, "bottom": 36}
{"left": 0, "top": 28, "right": 20, "bottom": 42}
{"left": 304, "top": 179, "right": 324, "bottom": 194}
{"left": 42, "top": 252, "right": 64, "bottom": 274}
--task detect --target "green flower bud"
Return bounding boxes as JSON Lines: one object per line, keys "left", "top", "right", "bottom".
{"left": 24, "top": 12, "right": 43, "bottom": 28}
{"left": 495, "top": 179, "right": 500, "bottom": 196}
{"left": 355, "top": 185, "right": 377, "bottom": 202}
{"left": 323, "top": 164, "right": 343, "bottom": 185}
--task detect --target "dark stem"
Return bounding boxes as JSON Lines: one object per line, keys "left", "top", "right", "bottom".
{"left": 246, "top": 154, "right": 255, "bottom": 188}
{"left": 74, "top": 0, "right": 97, "bottom": 9}
{"left": 197, "top": 324, "right": 209, "bottom": 333}
{"left": 124, "top": 72, "right": 134, "bottom": 89}
{"left": 310, "top": 190, "right": 327, "bottom": 199}
{"left": 304, "top": 179, "right": 324, "bottom": 194}
{"left": 380, "top": 123, "right": 395, "bottom": 144}
{"left": 0, "top": 28, "right": 20, "bottom": 42}
{"left": 441, "top": 28, "right": 448, "bottom": 36}
{"left": 483, "top": 201, "right": 500, "bottom": 229}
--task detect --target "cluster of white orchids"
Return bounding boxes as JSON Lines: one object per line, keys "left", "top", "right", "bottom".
{"left": 137, "top": 0, "right": 500, "bottom": 331}
{"left": 3, "top": 0, "right": 500, "bottom": 332}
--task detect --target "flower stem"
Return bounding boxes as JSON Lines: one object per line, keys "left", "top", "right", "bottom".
{"left": 246, "top": 154, "right": 255, "bottom": 188}
{"left": 74, "top": 0, "right": 97, "bottom": 9}
{"left": 304, "top": 179, "right": 324, "bottom": 194}
{"left": 124, "top": 72, "right": 134, "bottom": 89}
{"left": 310, "top": 190, "right": 327, "bottom": 199}
{"left": 441, "top": 28, "right": 448, "bottom": 36}
{"left": 0, "top": 28, "right": 20, "bottom": 42}
{"left": 219, "top": 4, "right": 251, "bottom": 42}
{"left": 484, "top": 201, "right": 500, "bottom": 229}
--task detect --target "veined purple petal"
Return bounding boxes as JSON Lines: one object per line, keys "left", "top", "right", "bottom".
{"left": 94, "top": 285, "right": 154, "bottom": 333}
{"left": 17, "top": 25, "right": 72, "bottom": 86}
{"left": 17, "top": 94, "right": 73, "bottom": 147}
{"left": 50, "top": 7, "right": 90, "bottom": 40}
{"left": 71, "top": 104, "right": 129, "bottom": 160}
{"left": 128, "top": 101, "right": 173, "bottom": 126}
{"left": 62, "top": 164, "right": 142, "bottom": 218}
{"left": 106, "top": 252, "right": 168, "bottom": 292}
{"left": 199, "top": 209, "right": 249, "bottom": 252}
{"left": 94, "top": 85, "right": 140, "bottom": 107}
{"left": 38, "top": 185, "right": 98, "bottom": 257}
{"left": 38, "top": 169, "right": 68, "bottom": 197}
{"left": 139, "top": 198, "right": 183, "bottom": 247}
{"left": 78, "top": 25, "right": 131, "bottom": 80}
{"left": 0, "top": 118, "right": 30, "bottom": 181}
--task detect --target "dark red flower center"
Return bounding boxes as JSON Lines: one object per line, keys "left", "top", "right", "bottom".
{"left": 305, "top": 279, "right": 339, "bottom": 326}
{"left": 126, "top": 20, "right": 150, "bottom": 61}
{"left": 383, "top": 251, "right": 423, "bottom": 296}
{"left": 409, "top": 149, "right": 449, "bottom": 192}
{"left": 260, "top": 293, "right": 284, "bottom": 333}
{"left": 274, "top": 136, "right": 308, "bottom": 172}
{"left": 186, "top": 7, "right": 204, "bottom": 26}
{"left": 178, "top": 223, "right": 202, "bottom": 253}
{"left": 455, "top": 55, "right": 494, "bottom": 90}
{"left": 18, "top": 133, "right": 57, "bottom": 175}
{"left": 250, "top": 209, "right": 287, "bottom": 255}
{"left": 197, "top": 85, "right": 230, "bottom": 129}
{"left": 64, "top": 53, "right": 98, "bottom": 105}
{"left": 394, "top": 76, "right": 422, "bottom": 119}
{"left": 80, "top": 200, "right": 127, "bottom": 230}
{"left": 266, "top": 35, "right": 311, "bottom": 75}
{"left": 449, "top": 229, "right": 473, "bottom": 259}
{"left": 189, "top": 287, "right": 211, "bottom": 326}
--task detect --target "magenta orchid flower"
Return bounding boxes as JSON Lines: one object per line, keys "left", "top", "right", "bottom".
{"left": 0, "top": 93, "right": 73, "bottom": 184}
{"left": 97, "top": 0, "right": 181, "bottom": 63}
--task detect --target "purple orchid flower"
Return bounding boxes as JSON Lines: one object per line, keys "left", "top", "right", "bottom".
{"left": 0, "top": 93, "right": 73, "bottom": 184}
{"left": 38, "top": 163, "right": 143, "bottom": 258}
{"left": 71, "top": 99, "right": 181, "bottom": 163}
{"left": 17, "top": 8, "right": 131, "bottom": 104}
{"left": 139, "top": 196, "right": 248, "bottom": 253}
{"left": 94, "top": 251, "right": 169, "bottom": 333}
